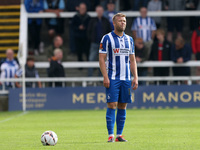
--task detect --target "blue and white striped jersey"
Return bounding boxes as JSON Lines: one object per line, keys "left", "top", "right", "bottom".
{"left": 0, "top": 59, "right": 19, "bottom": 86}
{"left": 131, "top": 16, "right": 157, "bottom": 42}
{"left": 99, "top": 31, "right": 134, "bottom": 81}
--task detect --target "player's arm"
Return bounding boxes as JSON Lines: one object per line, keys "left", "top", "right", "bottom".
{"left": 99, "top": 53, "right": 110, "bottom": 88}
{"left": 130, "top": 54, "right": 138, "bottom": 90}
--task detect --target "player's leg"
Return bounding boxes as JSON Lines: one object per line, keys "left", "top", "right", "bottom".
{"left": 115, "top": 103, "right": 127, "bottom": 142}
{"left": 115, "top": 80, "right": 132, "bottom": 142}
{"left": 106, "top": 80, "right": 120, "bottom": 142}
{"left": 106, "top": 102, "right": 117, "bottom": 142}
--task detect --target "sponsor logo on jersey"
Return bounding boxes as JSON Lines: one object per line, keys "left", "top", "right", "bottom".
{"left": 113, "top": 48, "right": 129, "bottom": 55}
{"left": 113, "top": 48, "right": 119, "bottom": 53}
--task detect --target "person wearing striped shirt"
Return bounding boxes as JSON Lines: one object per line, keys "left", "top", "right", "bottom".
{"left": 99, "top": 13, "right": 138, "bottom": 142}
{"left": 0, "top": 49, "right": 19, "bottom": 89}
{"left": 131, "top": 7, "right": 157, "bottom": 56}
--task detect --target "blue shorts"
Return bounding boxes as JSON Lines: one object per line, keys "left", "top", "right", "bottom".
{"left": 106, "top": 80, "right": 132, "bottom": 103}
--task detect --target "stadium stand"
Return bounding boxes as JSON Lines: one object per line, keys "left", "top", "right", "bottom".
{"left": 0, "top": 3, "right": 20, "bottom": 58}
{"left": 1, "top": 0, "right": 200, "bottom": 111}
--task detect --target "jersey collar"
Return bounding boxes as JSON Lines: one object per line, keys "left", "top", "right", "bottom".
{"left": 111, "top": 31, "right": 125, "bottom": 38}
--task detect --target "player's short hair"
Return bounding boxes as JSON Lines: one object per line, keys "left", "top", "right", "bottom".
{"left": 54, "top": 48, "right": 62, "bottom": 56}
{"left": 156, "top": 29, "right": 165, "bottom": 36}
{"left": 112, "top": 13, "right": 126, "bottom": 22}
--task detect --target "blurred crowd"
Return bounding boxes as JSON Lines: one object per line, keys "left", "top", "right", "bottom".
{"left": 0, "top": 0, "right": 200, "bottom": 88}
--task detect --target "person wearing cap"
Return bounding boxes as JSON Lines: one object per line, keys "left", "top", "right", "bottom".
{"left": 15, "top": 57, "right": 42, "bottom": 88}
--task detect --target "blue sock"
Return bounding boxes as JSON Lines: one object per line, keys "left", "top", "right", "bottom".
{"left": 106, "top": 108, "right": 116, "bottom": 135}
{"left": 116, "top": 109, "right": 126, "bottom": 135}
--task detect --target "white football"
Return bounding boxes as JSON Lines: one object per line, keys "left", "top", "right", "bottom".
{"left": 41, "top": 131, "right": 58, "bottom": 146}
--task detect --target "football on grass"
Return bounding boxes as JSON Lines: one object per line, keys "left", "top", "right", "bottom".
{"left": 41, "top": 131, "right": 58, "bottom": 146}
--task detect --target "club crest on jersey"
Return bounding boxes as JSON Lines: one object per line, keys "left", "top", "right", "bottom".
{"left": 113, "top": 48, "right": 119, "bottom": 53}
{"left": 99, "top": 43, "right": 103, "bottom": 49}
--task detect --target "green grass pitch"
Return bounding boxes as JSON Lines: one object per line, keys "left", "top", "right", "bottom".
{"left": 0, "top": 109, "right": 200, "bottom": 150}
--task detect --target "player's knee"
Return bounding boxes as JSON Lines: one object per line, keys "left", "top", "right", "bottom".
{"left": 107, "top": 102, "right": 117, "bottom": 109}
{"left": 118, "top": 103, "right": 127, "bottom": 109}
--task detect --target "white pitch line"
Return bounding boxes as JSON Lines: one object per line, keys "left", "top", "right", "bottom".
{"left": 0, "top": 111, "right": 29, "bottom": 124}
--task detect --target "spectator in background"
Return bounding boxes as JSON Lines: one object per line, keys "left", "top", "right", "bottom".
{"left": 66, "top": 0, "right": 90, "bottom": 11}
{"left": 163, "top": 0, "right": 185, "bottom": 42}
{"left": 24, "top": 0, "right": 44, "bottom": 56}
{"left": 103, "top": 0, "right": 117, "bottom": 30}
{"left": 72, "top": 3, "right": 91, "bottom": 61}
{"left": 149, "top": 29, "right": 171, "bottom": 85}
{"left": 0, "top": 49, "right": 19, "bottom": 89}
{"left": 44, "top": 0, "right": 65, "bottom": 37}
{"left": 100, "top": 0, "right": 109, "bottom": 10}
{"left": 131, "top": 7, "right": 157, "bottom": 57}
{"left": 15, "top": 57, "right": 42, "bottom": 88}
{"left": 66, "top": 0, "right": 90, "bottom": 56}
{"left": 89, "top": 0, "right": 100, "bottom": 11}
{"left": 46, "top": 35, "right": 65, "bottom": 61}
{"left": 197, "top": 1, "right": 200, "bottom": 11}
{"left": 87, "top": 5, "right": 111, "bottom": 76}
{"left": 171, "top": 37, "right": 192, "bottom": 83}
{"left": 185, "top": 0, "right": 199, "bottom": 31}
{"left": 191, "top": 20, "right": 200, "bottom": 83}
{"left": 48, "top": 48, "right": 65, "bottom": 87}
{"left": 135, "top": 38, "right": 149, "bottom": 85}
{"left": 120, "top": 0, "right": 131, "bottom": 11}
{"left": 147, "top": 0, "right": 162, "bottom": 28}
{"left": 133, "top": 0, "right": 149, "bottom": 11}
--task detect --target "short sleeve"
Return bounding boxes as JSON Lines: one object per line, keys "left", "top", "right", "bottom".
{"left": 43, "top": 0, "right": 48, "bottom": 10}
{"left": 59, "top": 0, "right": 65, "bottom": 10}
{"left": 131, "top": 18, "right": 138, "bottom": 31}
{"left": 130, "top": 37, "right": 135, "bottom": 54}
{"left": 99, "top": 35, "right": 109, "bottom": 54}
{"left": 150, "top": 18, "right": 157, "bottom": 31}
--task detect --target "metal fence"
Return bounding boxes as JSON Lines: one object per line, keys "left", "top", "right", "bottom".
{"left": 1, "top": 61, "right": 200, "bottom": 94}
